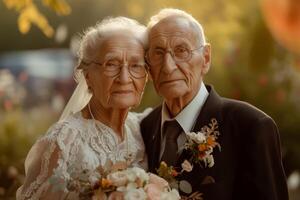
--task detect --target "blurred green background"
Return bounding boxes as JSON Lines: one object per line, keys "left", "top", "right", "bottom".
{"left": 0, "top": 0, "right": 300, "bottom": 199}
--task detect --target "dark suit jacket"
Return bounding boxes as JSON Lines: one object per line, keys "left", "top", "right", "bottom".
{"left": 141, "top": 85, "right": 288, "bottom": 200}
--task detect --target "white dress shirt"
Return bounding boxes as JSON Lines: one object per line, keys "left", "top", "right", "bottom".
{"left": 160, "top": 82, "right": 209, "bottom": 159}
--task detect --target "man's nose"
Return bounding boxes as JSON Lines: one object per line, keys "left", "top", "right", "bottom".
{"left": 162, "top": 52, "right": 177, "bottom": 74}
{"left": 118, "top": 64, "right": 132, "bottom": 84}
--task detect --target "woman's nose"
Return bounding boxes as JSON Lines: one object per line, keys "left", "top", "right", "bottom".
{"left": 118, "top": 64, "right": 132, "bottom": 84}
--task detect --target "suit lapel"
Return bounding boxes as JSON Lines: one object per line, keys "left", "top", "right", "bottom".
{"left": 150, "top": 86, "right": 224, "bottom": 173}
{"left": 177, "top": 85, "right": 224, "bottom": 167}
{"left": 148, "top": 106, "right": 162, "bottom": 172}
{"left": 173, "top": 85, "right": 225, "bottom": 192}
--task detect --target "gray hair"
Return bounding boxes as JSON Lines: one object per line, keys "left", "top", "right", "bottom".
{"left": 147, "top": 8, "right": 206, "bottom": 45}
{"left": 77, "top": 16, "right": 147, "bottom": 71}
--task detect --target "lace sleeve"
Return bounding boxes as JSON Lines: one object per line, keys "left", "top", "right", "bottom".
{"left": 16, "top": 123, "right": 71, "bottom": 200}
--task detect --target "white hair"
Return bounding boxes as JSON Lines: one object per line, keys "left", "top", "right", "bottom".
{"left": 77, "top": 16, "right": 147, "bottom": 67}
{"left": 147, "top": 8, "right": 206, "bottom": 44}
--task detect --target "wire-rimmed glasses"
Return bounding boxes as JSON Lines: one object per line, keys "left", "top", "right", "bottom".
{"left": 146, "top": 45, "right": 205, "bottom": 66}
{"left": 81, "top": 59, "right": 148, "bottom": 79}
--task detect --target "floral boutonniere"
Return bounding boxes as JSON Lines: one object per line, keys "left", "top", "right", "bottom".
{"left": 185, "top": 118, "right": 221, "bottom": 168}
{"left": 156, "top": 119, "right": 221, "bottom": 199}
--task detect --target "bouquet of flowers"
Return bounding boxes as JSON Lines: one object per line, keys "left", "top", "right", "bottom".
{"left": 63, "top": 160, "right": 180, "bottom": 200}
{"left": 156, "top": 161, "right": 203, "bottom": 200}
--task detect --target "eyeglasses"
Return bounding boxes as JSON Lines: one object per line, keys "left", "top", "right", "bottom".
{"left": 146, "top": 45, "right": 205, "bottom": 66}
{"left": 81, "top": 59, "right": 148, "bottom": 79}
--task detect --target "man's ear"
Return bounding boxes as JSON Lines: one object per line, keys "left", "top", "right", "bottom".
{"left": 146, "top": 66, "right": 153, "bottom": 81}
{"left": 201, "top": 44, "right": 211, "bottom": 75}
{"left": 148, "top": 72, "right": 153, "bottom": 81}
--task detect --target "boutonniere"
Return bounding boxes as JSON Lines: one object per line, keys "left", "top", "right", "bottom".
{"left": 185, "top": 118, "right": 221, "bottom": 168}
{"left": 156, "top": 119, "right": 221, "bottom": 199}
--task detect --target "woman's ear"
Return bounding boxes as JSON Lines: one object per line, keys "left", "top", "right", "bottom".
{"left": 83, "top": 69, "right": 93, "bottom": 90}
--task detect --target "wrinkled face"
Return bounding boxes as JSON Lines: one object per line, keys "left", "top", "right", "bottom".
{"left": 147, "top": 16, "right": 211, "bottom": 102}
{"left": 85, "top": 34, "right": 147, "bottom": 109}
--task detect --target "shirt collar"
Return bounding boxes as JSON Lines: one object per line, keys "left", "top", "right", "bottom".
{"left": 161, "top": 82, "right": 209, "bottom": 133}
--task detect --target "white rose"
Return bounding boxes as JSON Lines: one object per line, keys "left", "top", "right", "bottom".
{"left": 161, "top": 189, "right": 180, "bottom": 200}
{"left": 116, "top": 182, "right": 138, "bottom": 192}
{"left": 126, "top": 182, "right": 138, "bottom": 190}
{"left": 187, "top": 132, "right": 206, "bottom": 143}
{"left": 194, "top": 132, "right": 206, "bottom": 143}
{"left": 117, "top": 186, "right": 127, "bottom": 192}
{"left": 181, "top": 160, "right": 193, "bottom": 172}
{"left": 126, "top": 167, "right": 149, "bottom": 183}
{"left": 107, "top": 171, "right": 128, "bottom": 187}
{"left": 186, "top": 132, "right": 197, "bottom": 141}
{"left": 124, "top": 188, "right": 147, "bottom": 200}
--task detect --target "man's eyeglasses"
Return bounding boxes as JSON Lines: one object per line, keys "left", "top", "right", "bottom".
{"left": 81, "top": 59, "right": 148, "bottom": 79}
{"left": 146, "top": 45, "right": 205, "bottom": 66}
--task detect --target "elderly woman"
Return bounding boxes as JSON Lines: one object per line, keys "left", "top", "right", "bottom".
{"left": 16, "top": 17, "right": 150, "bottom": 199}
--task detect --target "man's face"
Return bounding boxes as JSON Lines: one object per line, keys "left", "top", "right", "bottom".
{"left": 147, "top": 16, "right": 211, "bottom": 103}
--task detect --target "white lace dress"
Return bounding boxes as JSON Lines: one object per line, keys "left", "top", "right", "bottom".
{"left": 16, "top": 110, "right": 151, "bottom": 200}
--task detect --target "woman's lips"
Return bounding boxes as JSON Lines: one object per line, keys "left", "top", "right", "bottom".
{"left": 112, "top": 90, "right": 133, "bottom": 94}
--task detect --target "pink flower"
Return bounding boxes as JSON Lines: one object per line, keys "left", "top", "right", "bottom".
{"left": 107, "top": 171, "right": 128, "bottom": 187}
{"left": 148, "top": 173, "right": 169, "bottom": 189}
{"left": 108, "top": 191, "right": 124, "bottom": 200}
{"left": 144, "top": 183, "right": 163, "bottom": 200}
{"left": 144, "top": 174, "right": 170, "bottom": 200}
{"left": 181, "top": 160, "right": 193, "bottom": 172}
{"left": 92, "top": 189, "right": 108, "bottom": 200}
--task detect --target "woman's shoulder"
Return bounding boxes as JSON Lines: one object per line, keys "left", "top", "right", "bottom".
{"left": 40, "top": 112, "right": 90, "bottom": 145}
{"left": 125, "top": 108, "right": 153, "bottom": 136}
{"left": 127, "top": 107, "right": 153, "bottom": 123}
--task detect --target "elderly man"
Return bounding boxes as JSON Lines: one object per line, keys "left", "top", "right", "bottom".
{"left": 141, "top": 8, "right": 288, "bottom": 200}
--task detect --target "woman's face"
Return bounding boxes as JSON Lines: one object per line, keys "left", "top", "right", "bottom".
{"left": 85, "top": 34, "right": 147, "bottom": 110}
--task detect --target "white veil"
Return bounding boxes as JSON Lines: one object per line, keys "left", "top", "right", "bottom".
{"left": 59, "top": 16, "right": 149, "bottom": 121}
{"left": 59, "top": 70, "right": 92, "bottom": 121}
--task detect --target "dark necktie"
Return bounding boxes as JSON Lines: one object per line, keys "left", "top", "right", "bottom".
{"left": 161, "top": 120, "right": 182, "bottom": 166}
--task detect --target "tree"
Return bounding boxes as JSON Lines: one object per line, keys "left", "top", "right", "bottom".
{"left": 2, "top": 0, "right": 71, "bottom": 37}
